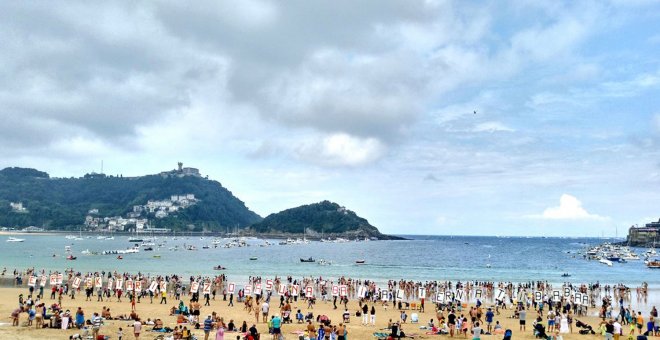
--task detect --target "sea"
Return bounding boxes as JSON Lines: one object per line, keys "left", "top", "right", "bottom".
{"left": 1, "top": 234, "right": 657, "bottom": 289}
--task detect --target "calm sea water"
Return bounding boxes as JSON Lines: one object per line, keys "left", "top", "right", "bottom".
{"left": 1, "top": 235, "right": 657, "bottom": 287}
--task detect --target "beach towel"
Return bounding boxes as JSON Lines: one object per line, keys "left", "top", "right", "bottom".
{"left": 373, "top": 332, "right": 389, "bottom": 339}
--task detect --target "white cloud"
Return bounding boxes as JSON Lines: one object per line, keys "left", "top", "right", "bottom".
{"left": 297, "top": 133, "right": 386, "bottom": 167}
{"left": 536, "top": 194, "right": 608, "bottom": 220}
{"left": 473, "top": 121, "right": 515, "bottom": 133}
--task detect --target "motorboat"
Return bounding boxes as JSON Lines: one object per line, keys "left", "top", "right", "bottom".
{"left": 599, "top": 258, "right": 613, "bottom": 267}
{"left": 561, "top": 273, "right": 571, "bottom": 277}
{"left": 317, "top": 259, "right": 332, "bottom": 266}
{"left": 6, "top": 237, "right": 25, "bottom": 242}
{"left": 647, "top": 260, "right": 660, "bottom": 269}
{"left": 213, "top": 265, "right": 226, "bottom": 270}
{"left": 249, "top": 257, "right": 258, "bottom": 261}
{"left": 355, "top": 260, "right": 366, "bottom": 264}
{"left": 300, "top": 257, "right": 315, "bottom": 263}
{"left": 66, "top": 255, "right": 77, "bottom": 260}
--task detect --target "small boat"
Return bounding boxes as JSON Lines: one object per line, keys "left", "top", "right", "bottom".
{"left": 128, "top": 238, "right": 143, "bottom": 243}
{"left": 117, "top": 255, "right": 123, "bottom": 260}
{"left": 213, "top": 265, "right": 226, "bottom": 270}
{"left": 300, "top": 257, "right": 315, "bottom": 263}
{"left": 143, "top": 247, "right": 153, "bottom": 251}
{"left": 249, "top": 257, "right": 258, "bottom": 261}
{"left": 6, "top": 237, "right": 25, "bottom": 242}
{"left": 66, "top": 255, "right": 77, "bottom": 260}
{"left": 599, "top": 258, "right": 613, "bottom": 266}
{"left": 355, "top": 260, "right": 365, "bottom": 264}
{"left": 317, "top": 259, "right": 332, "bottom": 266}
{"left": 647, "top": 260, "right": 660, "bottom": 269}
{"left": 152, "top": 255, "right": 161, "bottom": 259}
{"left": 561, "top": 273, "right": 571, "bottom": 277}
{"left": 202, "top": 245, "right": 210, "bottom": 249}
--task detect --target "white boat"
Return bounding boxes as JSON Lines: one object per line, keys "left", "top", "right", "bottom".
{"left": 599, "top": 258, "right": 613, "bottom": 266}
{"left": 6, "top": 237, "right": 25, "bottom": 242}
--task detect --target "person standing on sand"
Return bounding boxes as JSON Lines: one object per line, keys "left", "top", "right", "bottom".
{"left": 160, "top": 289, "right": 167, "bottom": 304}
{"left": 306, "top": 320, "right": 317, "bottom": 339}
{"left": 215, "top": 323, "right": 225, "bottom": 340}
{"left": 448, "top": 309, "right": 456, "bottom": 337}
{"left": 370, "top": 305, "right": 376, "bottom": 326}
{"left": 92, "top": 312, "right": 102, "bottom": 339}
{"left": 519, "top": 307, "right": 527, "bottom": 331}
{"left": 262, "top": 301, "right": 270, "bottom": 323}
{"left": 133, "top": 318, "right": 142, "bottom": 339}
{"left": 362, "top": 303, "right": 369, "bottom": 325}
{"left": 204, "top": 314, "right": 213, "bottom": 340}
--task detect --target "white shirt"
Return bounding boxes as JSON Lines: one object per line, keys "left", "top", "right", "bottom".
{"left": 613, "top": 321, "right": 621, "bottom": 335}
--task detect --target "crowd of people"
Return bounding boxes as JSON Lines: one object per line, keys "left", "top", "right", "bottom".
{"left": 4, "top": 266, "right": 658, "bottom": 340}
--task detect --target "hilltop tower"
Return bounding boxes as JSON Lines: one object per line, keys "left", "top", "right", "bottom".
{"left": 178, "top": 162, "right": 183, "bottom": 172}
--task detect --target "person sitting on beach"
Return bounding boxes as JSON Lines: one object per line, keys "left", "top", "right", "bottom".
{"left": 177, "top": 313, "right": 188, "bottom": 324}
{"left": 343, "top": 309, "right": 351, "bottom": 323}
{"left": 102, "top": 307, "right": 112, "bottom": 319}
{"left": 227, "top": 319, "right": 236, "bottom": 331}
{"left": 75, "top": 307, "right": 85, "bottom": 329}
{"left": 153, "top": 318, "right": 164, "bottom": 330}
{"left": 129, "top": 310, "right": 139, "bottom": 321}
{"left": 493, "top": 321, "right": 504, "bottom": 335}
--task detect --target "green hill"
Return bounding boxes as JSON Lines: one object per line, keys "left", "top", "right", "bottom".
{"left": 248, "top": 200, "right": 399, "bottom": 240}
{"left": 0, "top": 167, "right": 261, "bottom": 231}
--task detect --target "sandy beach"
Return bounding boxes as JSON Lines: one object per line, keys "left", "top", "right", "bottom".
{"left": 0, "top": 285, "right": 626, "bottom": 340}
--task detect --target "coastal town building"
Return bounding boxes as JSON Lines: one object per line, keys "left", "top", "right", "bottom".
{"left": 9, "top": 202, "right": 27, "bottom": 213}
{"left": 83, "top": 193, "right": 198, "bottom": 231}
{"left": 627, "top": 219, "right": 660, "bottom": 246}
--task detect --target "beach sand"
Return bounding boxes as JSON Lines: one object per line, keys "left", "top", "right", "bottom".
{"left": 0, "top": 287, "right": 616, "bottom": 340}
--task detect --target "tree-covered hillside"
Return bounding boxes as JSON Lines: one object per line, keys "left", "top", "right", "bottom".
{"left": 0, "top": 167, "right": 261, "bottom": 230}
{"left": 249, "top": 200, "right": 396, "bottom": 239}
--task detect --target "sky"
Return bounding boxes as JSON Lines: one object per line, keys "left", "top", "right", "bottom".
{"left": 1, "top": 1, "right": 659, "bottom": 237}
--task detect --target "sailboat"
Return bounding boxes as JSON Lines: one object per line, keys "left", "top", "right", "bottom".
{"left": 73, "top": 227, "right": 84, "bottom": 241}
{"left": 128, "top": 228, "right": 143, "bottom": 243}
{"left": 646, "top": 237, "right": 657, "bottom": 256}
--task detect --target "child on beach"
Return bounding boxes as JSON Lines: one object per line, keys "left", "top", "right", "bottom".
{"left": 117, "top": 326, "right": 123, "bottom": 340}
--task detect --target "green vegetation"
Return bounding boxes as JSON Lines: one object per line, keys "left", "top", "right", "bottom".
{"left": 0, "top": 167, "right": 261, "bottom": 231}
{"left": 249, "top": 200, "right": 393, "bottom": 239}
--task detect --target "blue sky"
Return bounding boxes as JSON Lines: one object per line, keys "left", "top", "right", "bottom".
{"left": 1, "top": 1, "right": 659, "bottom": 236}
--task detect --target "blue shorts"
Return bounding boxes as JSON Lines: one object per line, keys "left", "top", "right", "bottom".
{"left": 548, "top": 320, "right": 555, "bottom": 326}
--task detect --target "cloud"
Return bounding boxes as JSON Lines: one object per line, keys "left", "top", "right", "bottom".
{"left": 534, "top": 194, "right": 608, "bottom": 220}
{"left": 296, "top": 133, "right": 386, "bottom": 167}
{"left": 473, "top": 121, "right": 515, "bottom": 133}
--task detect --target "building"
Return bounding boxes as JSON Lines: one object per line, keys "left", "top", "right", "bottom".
{"left": 9, "top": 202, "right": 27, "bottom": 213}
{"left": 159, "top": 162, "right": 202, "bottom": 178}
{"left": 627, "top": 220, "right": 660, "bottom": 246}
